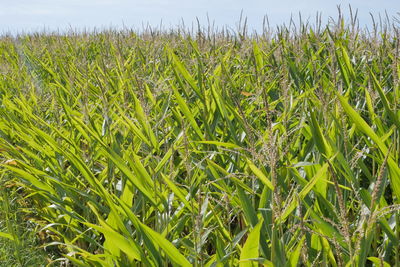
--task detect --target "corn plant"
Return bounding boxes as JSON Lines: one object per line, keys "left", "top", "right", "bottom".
{"left": 0, "top": 13, "right": 400, "bottom": 266}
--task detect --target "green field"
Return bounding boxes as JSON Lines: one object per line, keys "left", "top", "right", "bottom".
{"left": 1, "top": 17, "right": 400, "bottom": 266}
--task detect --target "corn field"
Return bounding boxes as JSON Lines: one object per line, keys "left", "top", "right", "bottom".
{"left": 1, "top": 15, "right": 400, "bottom": 266}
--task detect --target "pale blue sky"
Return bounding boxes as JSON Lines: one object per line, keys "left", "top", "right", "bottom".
{"left": 0, "top": 0, "right": 399, "bottom": 34}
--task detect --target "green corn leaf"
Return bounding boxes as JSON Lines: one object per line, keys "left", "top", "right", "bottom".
{"left": 115, "top": 198, "right": 192, "bottom": 267}
{"left": 289, "top": 235, "right": 305, "bottom": 267}
{"left": 171, "top": 83, "right": 204, "bottom": 140}
{"left": 247, "top": 159, "right": 274, "bottom": 190}
{"left": 239, "top": 217, "right": 264, "bottom": 267}
{"left": 338, "top": 95, "right": 400, "bottom": 199}
{"left": 0, "top": 232, "right": 14, "bottom": 241}
{"left": 367, "top": 257, "right": 390, "bottom": 267}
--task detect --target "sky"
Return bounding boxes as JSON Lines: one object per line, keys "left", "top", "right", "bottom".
{"left": 0, "top": 0, "right": 399, "bottom": 34}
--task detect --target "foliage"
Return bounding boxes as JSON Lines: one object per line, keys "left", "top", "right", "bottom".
{"left": 1, "top": 15, "right": 400, "bottom": 266}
